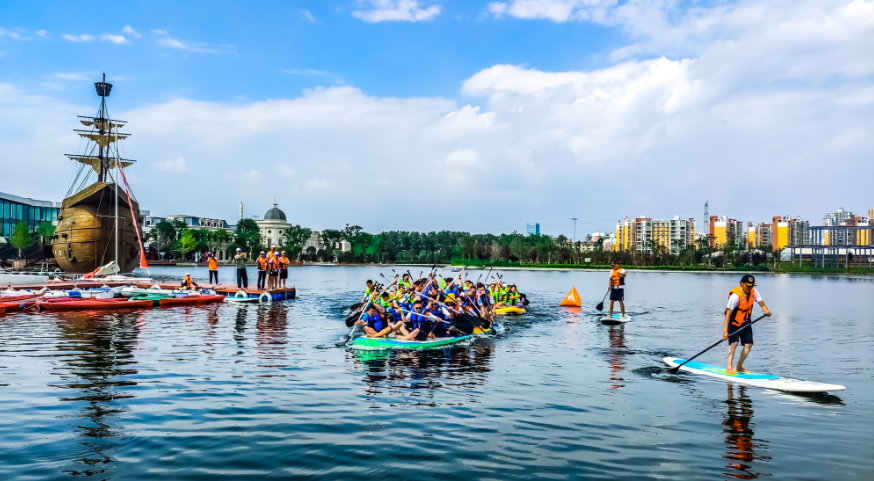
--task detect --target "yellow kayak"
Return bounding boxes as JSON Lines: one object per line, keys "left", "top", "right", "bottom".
{"left": 494, "top": 306, "right": 526, "bottom": 315}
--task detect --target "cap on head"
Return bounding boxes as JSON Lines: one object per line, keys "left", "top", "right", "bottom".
{"left": 260, "top": 251, "right": 266, "bottom": 255}
{"left": 236, "top": 248, "right": 242, "bottom": 252}
{"left": 445, "top": 293, "right": 456, "bottom": 303}
{"left": 185, "top": 272, "right": 190, "bottom": 276}
{"left": 740, "top": 274, "right": 756, "bottom": 286}
{"left": 281, "top": 251, "right": 286, "bottom": 254}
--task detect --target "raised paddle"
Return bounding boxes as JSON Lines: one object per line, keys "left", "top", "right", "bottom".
{"left": 667, "top": 314, "right": 768, "bottom": 374}
{"left": 595, "top": 289, "right": 610, "bottom": 311}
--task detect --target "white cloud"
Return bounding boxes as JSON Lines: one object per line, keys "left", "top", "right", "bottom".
{"left": 122, "top": 25, "right": 141, "bottom": 38}
{"left": 282, "top": 68, "right": 345, "bottom": 85}
{"left": 0, "top": 28, "right": 27, "bottom": 40}
{"left": 155, "top": 31, "right": 232, "bottom": 53}
{"left": 151, "top": 29, "right": 168, "bottom": 35}
{"left": 445, "top": 148, "right": 482, "bottom": 168}
{"left": 53, "top": 72, "right": 94, "bottom": 81}
{"left": 423, "top": 105, "right": 500, "bottom": 142}
{"left": 101, "top": 34, "right": 129, "bottom": 44}
{"left": 487, "top": 0, "right": 615, "bottom": 22}
{"left": 36, "top": 30, "right": 47, "bottom": 37}
{"left": 61, "top": 33, "right": 95, "bottom": 42}
{"left": 154, "top": 157, "right": 188, "bottom": 172}
{"left": 304, "top": 178, "right": 329, "bottom": 192}
{"left": 352, "top": 0, "right": 442, "bottom": 23}
{"left": 303, "top": 10, "right": 316, "bottom": 22}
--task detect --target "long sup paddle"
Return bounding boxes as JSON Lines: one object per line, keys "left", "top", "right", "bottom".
{"left": 594, "top": 290, "right": 610, "bottom": 311}
{"left": 667, "top": 314, "right": 768, "bottom": 374}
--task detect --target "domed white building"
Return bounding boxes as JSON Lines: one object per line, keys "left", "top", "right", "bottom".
{"left": 256, "top": 203, "right": 291, "bottom": 248}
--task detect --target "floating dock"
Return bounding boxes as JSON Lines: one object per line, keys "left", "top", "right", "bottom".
{"left": 6, "top": 280, "right": 296, "bottom": 301}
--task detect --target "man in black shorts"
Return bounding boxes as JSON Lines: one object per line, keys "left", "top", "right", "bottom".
{"left": 723, "top": 275, "right": 772, "bottom": 374}
{"left": 607, "top": 262, "right": 626, "bottom": 319}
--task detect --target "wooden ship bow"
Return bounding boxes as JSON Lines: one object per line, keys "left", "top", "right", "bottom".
{"left": 53, "top": 74, "right": 143, "bottom": 274}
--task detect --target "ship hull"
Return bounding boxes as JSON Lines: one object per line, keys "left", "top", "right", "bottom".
{"left": 52, "top": 182, "right": 142, "bottom": 274}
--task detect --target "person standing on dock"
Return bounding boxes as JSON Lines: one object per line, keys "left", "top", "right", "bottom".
{"left": 608, "top": 262, "right": 627, "bottom": 319}
{"left": 207, "top": 253, "right": 219, "bottom": 286}
{"left": 256, "top": 251, "right": 268, "bottom": 290}
{"left": 724, "top": 275, "right": 772, "bottom": 375}
{"left": 267, "top": 252, "right": 280, "bottom": 290}
{"left": 234, "top": 248, "right": 248, "bottom": 288}
{"left": 279, "top": 251, "right": 290, "bottom": 288}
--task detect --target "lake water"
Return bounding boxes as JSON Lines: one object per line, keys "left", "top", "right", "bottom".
{"left": 1, "top": 266, "right": 871, "bottom": 480}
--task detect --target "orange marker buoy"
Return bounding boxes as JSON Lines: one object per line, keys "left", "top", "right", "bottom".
{"left": 560, "top": 286, "right": 581, "bottom": 307}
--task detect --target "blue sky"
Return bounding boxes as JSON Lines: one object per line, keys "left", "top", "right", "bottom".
{"left": 1, "top": 1, "right": 872, "bottom": 237}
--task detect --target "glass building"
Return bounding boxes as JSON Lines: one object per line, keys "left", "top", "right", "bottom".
{"left": 526, "top": 223, "right": 540, "bottom": 235}
{"left": 0, "top": 191, "right": 61, "bottom": 240}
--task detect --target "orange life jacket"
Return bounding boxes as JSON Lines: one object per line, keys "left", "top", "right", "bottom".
{"left": 271, "top": 257, "right": 281, "bottom": 270}
{"left": 728, "top": 286, "right": 756, "bottom": 327}
{"left": 280, "top": 256, "right": 289, "bottom": 268}
{"left": 182, "top": 275, "right": 193, "bottom": 288}
{"left": 611, "top": 268, "right": 624, "bottom": 287}
{"left": 208, "top": 258, "right": 218, "bottom": 270}
{"left": 258, "top": 256, "right": 267, "bottom": 270}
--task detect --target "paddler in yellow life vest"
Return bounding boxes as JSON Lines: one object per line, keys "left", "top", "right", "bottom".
{"left": 723, "top": 275, "right": 772, "bottom": 375}
{"left": 181, "top": 273, "right": 199, "bottom": 290}
{"left": 505, "top": 285, "right": 520, "bottom": 306}
{"left": 608, "top": 262, "right": 627, "bottom": 319}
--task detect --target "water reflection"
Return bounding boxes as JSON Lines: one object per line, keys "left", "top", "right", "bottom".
{"left": 607, "top": 325, "right": 626, "bottom": 391}
{"left": 255, "top": 304, "right": 289, "bottom": 370}
{"left": 722, "top": 385, "right": 771, "bottom": 479}
{"left": 351, "top": 342, "right": 495, "bottom": 400}
{"left": 50, "top": 311, "right": 142, "bottom": 478}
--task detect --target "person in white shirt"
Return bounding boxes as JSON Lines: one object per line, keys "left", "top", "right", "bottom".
{"left": 723, "top": 275, "right": 772, "bottom": 374}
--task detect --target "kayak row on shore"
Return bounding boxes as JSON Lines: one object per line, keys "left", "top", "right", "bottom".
{"left": 0, "top": 283, "right": 294, "bottom": 313}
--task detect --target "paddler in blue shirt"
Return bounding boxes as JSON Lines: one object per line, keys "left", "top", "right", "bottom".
{"left": 356, "top": 303, "right": 402, "bottom": 338}
{"left": 723, "top": 275, "right": 772, "bottom": 374}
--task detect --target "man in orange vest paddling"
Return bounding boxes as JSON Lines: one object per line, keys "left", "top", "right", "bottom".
{"left": 723, "top": 275, "right": 772, "bottom": 374}
{"left": 608, "top": 262, "right": 626, "bottom": 319}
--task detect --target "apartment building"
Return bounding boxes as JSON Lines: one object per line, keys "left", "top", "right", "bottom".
{"left": 747, "top": 223, "right": 772, "bottom": 249}
{"left": 614, "top": 216, "right": 695, "bottom": 253}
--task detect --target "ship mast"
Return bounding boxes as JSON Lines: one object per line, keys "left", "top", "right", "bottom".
{"left": 64, "top": 73, "right": 138, "bottom": 268}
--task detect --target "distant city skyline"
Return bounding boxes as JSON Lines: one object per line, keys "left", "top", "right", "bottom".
{"left": 0, "top": 1, "right": 871, "bottom": 238}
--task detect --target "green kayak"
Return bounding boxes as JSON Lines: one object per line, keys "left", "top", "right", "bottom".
{"left": 351, "top": 326, "right": 496, "bottom": 350}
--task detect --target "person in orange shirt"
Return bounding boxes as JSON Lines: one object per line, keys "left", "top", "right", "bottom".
{"left": 279, "top": 251, "right": 290, "bottom": 288}
{"left": 207, "top": 252, "right": 219, "bottom": 286}
{"left": 267, "top": 252, "right": 280, "bottom": 290}
{"left": 256, "top": 251, "right": 268, "bottom": 290}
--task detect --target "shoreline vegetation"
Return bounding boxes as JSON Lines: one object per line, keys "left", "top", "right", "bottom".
{"left": 142, "top": 222, "right": 872, "bottom": 276}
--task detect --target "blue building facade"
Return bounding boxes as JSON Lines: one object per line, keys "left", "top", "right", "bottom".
{"left": 0, "top": 191, "right": 61, "bottom": 239}
{"left": 526, "top": 223, "right": 540, "bottom": 235}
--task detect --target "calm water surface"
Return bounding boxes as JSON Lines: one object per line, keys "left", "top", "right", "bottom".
{"left": 1, "top": 266, "right": 871, "bottom": 480}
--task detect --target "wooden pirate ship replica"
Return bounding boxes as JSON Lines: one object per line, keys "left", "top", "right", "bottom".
{"left": 52, "top": 74, "right": 145, "bottom": 274}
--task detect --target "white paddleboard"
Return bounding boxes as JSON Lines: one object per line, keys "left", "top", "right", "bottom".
{"left": 600, "top": 314, "right": 630, "bottom": 325}
{"left": 663, "top": 357, "right": 845, "bottom": 393}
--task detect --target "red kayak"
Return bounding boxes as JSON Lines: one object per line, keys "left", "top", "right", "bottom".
{"left": 38, "top": 298, "right": 154, "bottom": 311}
{"left": 0, "top": 306, "right": 5, "bottom": 315}
{"left": 158, "top": 295, "right": 225, "bottom": 307}
{"left": 0, "top": 297, "right": 41, "bottom": 312}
